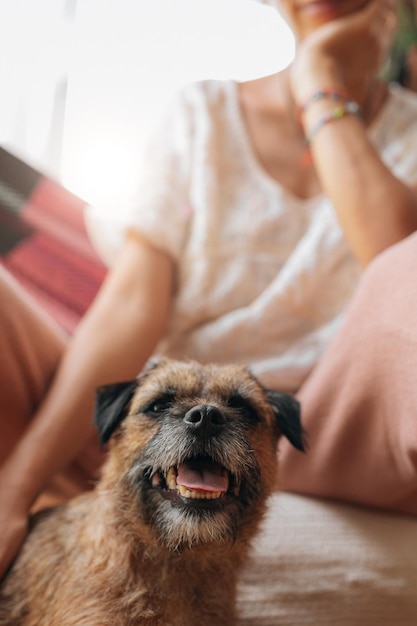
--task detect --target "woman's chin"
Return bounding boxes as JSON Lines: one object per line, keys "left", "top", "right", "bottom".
{"left": 290, "top": 0, "right": 370, "bottom": 39}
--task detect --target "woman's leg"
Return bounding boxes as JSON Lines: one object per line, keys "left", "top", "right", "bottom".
{"left": 279, "top": 232, "right": 417, "bottom": 515}
{"left": 0, "top": 266, "right": 103, "bottom": 509}
{"left": 0, "top": 266, "right": 66, "bottom": 455}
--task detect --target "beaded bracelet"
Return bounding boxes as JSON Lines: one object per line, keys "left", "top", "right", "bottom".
{"left": 305, "top": 100, "right": 363, "bottom": 148}
{"left": 297, "top": 87, "right": 349, "bottom": 121}
{"left": 300, "top": 100, "right": 362, "bottom": 167}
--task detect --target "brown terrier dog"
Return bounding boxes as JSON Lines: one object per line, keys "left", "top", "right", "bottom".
{"left": 0, "top": 358, "right": 304, "bottom": 626}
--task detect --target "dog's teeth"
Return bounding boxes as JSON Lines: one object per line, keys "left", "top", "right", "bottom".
{"left": 176, "top": 485, "right": 224, "bottom": 500}
{"left": 159, "top": 468, "right": 228, "bottom": 500}
{"left": 166, "top": 467, "right": 177, "bottom": 490}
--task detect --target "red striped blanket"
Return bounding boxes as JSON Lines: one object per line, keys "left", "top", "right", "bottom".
{"left": 0, "top": 147, "right": 107, "bottom": 333}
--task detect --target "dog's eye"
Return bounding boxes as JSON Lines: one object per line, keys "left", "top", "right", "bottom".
{"left": 149, "top": 402, "right": 169, "bottom": 413}
{"left": 143, "top": 394, "right": 174, "bottom": 416}
{"left": 227, "top": 394, "right": 261, "bottom": 424}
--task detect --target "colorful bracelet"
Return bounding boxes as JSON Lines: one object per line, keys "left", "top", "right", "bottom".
{"left": 305, "top": 100, "right": 363, "bottom": 148}
{"left": 300, "top": 100, "right": 363, "bottom": 168}
{"left": 297, "top": 87, "right": 349, "bottom": 121}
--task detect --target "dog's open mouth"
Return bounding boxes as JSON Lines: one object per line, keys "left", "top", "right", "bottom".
{"left": 151, "top": 456, "right": 237, "bottom": 502}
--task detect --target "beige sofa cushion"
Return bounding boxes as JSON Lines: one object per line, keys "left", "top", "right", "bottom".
{"left": 237, "top": 493, "right": 417, "bottom": 625}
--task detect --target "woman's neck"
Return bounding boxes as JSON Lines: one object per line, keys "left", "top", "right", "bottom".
{"left": 238, "top": 70, "right": 321, "bottom": 199}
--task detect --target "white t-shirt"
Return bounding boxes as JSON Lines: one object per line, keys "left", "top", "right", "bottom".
{"left": 86, "top": 80, "right": 417, "bottom": 392}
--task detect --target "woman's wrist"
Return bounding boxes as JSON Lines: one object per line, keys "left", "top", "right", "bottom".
{"left": 304, "top": 101, "right": 362, "bottom": 147}
{"left": 296, "top": 91, "right": 364, "bottom": 166}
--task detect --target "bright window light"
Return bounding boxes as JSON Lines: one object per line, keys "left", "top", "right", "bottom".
{"left": 0, "top": 0, "right": 70, "bottom": 170}
{"left": 0, "top": 0, "right": 295, "bottom": 207}
{"left": 63, "top": 0, "right": 295, "bottom": 208}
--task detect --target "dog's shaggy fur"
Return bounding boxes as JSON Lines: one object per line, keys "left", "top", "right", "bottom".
{"left": 0, "top": 358, "right": 303, "bottom": 626}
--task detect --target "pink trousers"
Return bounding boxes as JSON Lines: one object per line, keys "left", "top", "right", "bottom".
{"left": 280, "top": 232, "right": 417, "bottom": 515}
{"left": 1, "top": 232, "right": 417, "bottom": 515}
{"left": 0, "top": 267, "right": 103, "bottom": 510}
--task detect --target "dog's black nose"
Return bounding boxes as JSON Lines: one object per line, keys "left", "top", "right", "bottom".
{"left": 184, "top": 404, "right": 225, "bottom": 435}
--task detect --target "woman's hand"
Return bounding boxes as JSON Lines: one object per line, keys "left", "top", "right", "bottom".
{"left": 291, "top": 0, "right": 397, "bottom": 105}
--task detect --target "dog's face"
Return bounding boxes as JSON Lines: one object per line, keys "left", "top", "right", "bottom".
{"left": 94, "top": 359, "right": 303, "bottom": 550}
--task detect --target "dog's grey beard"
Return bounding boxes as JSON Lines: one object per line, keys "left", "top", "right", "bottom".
{"left": 125, "top": 422, "right": 262, "bottom": 549}
{"left": 152, "top": 505, "right": 238, "bottom": 551}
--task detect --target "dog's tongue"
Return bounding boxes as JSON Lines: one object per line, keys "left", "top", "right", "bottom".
{"left": 177, "top": 460, "right": 228, "bottom": 493}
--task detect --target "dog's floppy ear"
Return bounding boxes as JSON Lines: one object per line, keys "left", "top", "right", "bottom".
{"left": 266, "top": 390, "right": 306, "bottom": 452}
{"left": 93, "top": 380, "right": 138, "bottom": 447}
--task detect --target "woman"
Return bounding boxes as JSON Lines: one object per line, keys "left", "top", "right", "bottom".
{"left": 1, "top": 0, "right": 417, "bottom": 581}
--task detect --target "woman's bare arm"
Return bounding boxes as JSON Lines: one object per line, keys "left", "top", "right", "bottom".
{"left": 292, "top": 0, "right": 417, "bottom": 265}
{"left": 0, "top": 230, "right": 174, "bottom": 574}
